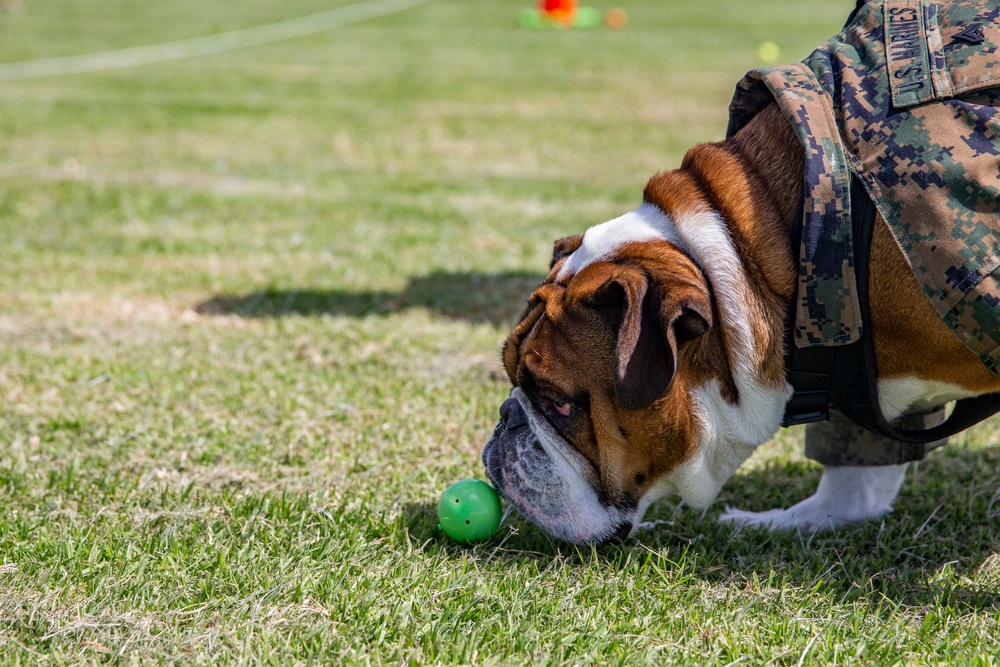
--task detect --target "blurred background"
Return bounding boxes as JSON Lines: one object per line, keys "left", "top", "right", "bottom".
{"left": 0, "top": 0, "right": 854, "bottom": 484}
{"left": 16, "top": 3, "right": 1000, "bottom": 665}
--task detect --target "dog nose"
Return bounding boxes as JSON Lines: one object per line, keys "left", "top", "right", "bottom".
{"left": 499, "top": 397, "right": 528, "bottom": 430}
{"left": 601, "top": 522, "right": 632, "bottom": 544}
{"left": 605, "top": 522, "right": 633, "bottom": 545}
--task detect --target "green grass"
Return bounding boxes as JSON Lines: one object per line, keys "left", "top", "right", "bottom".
{"left": 1, "top": 0, "right": 999, "bottom": 663}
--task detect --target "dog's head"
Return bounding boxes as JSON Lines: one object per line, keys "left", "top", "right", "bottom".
{"left": 482, "top": 203, "right": 736, "bottom": 544}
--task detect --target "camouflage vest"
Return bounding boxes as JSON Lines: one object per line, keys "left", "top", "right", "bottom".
{"left": 728, "top": 0, "right": 1000, "bottom": 376}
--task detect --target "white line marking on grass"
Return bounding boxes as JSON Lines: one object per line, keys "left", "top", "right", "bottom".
{"left": 0, "top": 0, "right": 434, "bottom": 82}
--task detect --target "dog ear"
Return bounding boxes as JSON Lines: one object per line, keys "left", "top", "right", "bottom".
{"left": 550, "top": 234, "right": 584, "bottom": 269}
{"left": 588, "top": 270, "right": 712, "bottom": 410}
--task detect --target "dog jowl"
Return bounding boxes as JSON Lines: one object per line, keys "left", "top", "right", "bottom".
{"left": 481, "top": 0, "right": 1000, "bottom": 545}
{"left": 480, "top": 203, "right": 756, "bottom": 545}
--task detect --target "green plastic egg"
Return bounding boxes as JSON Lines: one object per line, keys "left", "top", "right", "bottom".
{"left": 437, "top": 479, "right": 502, "bottom": 543}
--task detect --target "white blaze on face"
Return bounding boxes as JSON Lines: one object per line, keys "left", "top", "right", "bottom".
{"left": 558, "top": 202, "right": 693, "bottom": 281}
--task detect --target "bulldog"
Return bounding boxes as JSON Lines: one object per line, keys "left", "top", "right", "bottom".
{"left": 480, "top": 99, "right": 1000, "bottom": 544}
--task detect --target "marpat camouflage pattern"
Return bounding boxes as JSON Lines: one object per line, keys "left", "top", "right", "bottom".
{"left": 728, "top": 0, "right": 1000, "bottom": 375}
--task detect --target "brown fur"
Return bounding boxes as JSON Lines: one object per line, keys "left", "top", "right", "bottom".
{"left": 503, "top": 241, "right": 712, "bottom": 504}
{"left": 870, "top": 218, "right": 1000, "bottom": 392}
{"left": 676, "top": 102, "right": 1000, "bottom": 395}
{"left": 644, "top": 103, "right": 803, "bottom": 392}
{"left": 501, "top": 100, "right": 1000, "bottom": 509}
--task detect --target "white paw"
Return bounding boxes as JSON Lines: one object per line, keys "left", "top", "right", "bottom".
{"left": 633, "top": 519, "right": 674, "bottom": 534}
{"left": 719, "top": 464, "right": 908, "bottom": 533}
{"left": 718, "top": 503, "right": 867, "bottom": 533}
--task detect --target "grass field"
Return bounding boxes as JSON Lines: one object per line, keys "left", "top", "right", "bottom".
{"left": 2, "top": 0, "right": 999, "bottom": 664}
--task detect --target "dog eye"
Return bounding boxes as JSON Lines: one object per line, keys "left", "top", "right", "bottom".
{"left": 551, "top": 400, "right": 572, "bottom": 418}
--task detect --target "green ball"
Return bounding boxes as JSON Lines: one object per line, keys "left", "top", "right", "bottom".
{"left": 437, "top": 479, "right": 502, "bottom": 543}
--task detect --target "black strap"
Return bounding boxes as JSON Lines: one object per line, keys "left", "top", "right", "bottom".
{"left": 783, "top": 177, "right": 1000, "bottom": 459}
{"left": 843, "top": 181, "right": 1000, "bottom": 445}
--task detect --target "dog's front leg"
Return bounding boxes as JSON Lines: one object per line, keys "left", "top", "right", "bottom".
{"left": 718, "top": 405, "right": 949, "bottom": 533}
{"left": 718, "top": 463, "right": 908, "bottom": 533}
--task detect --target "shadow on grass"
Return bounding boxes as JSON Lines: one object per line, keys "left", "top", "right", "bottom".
{"left": 194, "top": 270, "right": 545, "bottom": 326}
{"left": 407, "top": 444, "right": 1000, "bottom": 612}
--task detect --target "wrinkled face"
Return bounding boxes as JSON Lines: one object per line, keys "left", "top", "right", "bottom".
{"left": 482, "top": 217, "right": 717, "bottom": 544}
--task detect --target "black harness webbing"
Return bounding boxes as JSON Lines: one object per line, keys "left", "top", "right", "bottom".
{"left": 781, "top": 177, "right": 1000, "bottom": 460}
